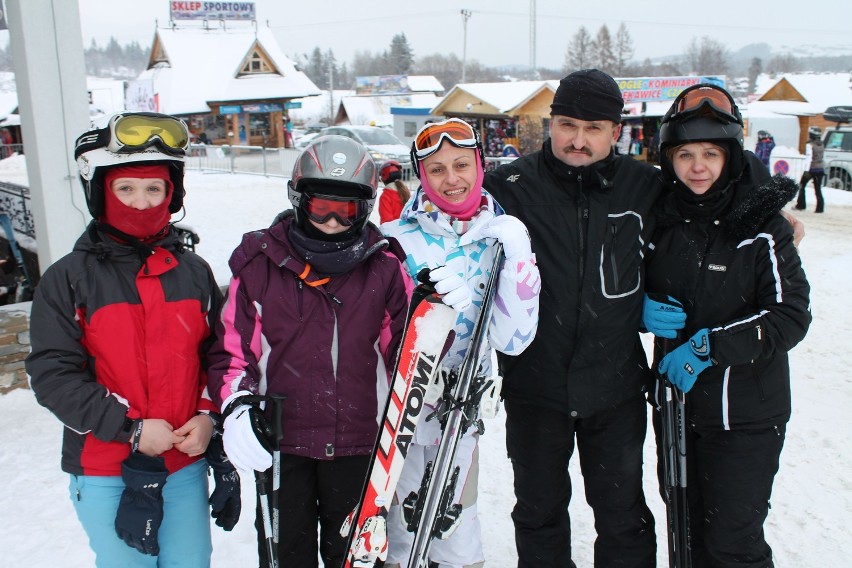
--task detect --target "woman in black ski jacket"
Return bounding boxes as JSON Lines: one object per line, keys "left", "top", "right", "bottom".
{"left": 642, "top": 84, "right": 811, "bottom": 568}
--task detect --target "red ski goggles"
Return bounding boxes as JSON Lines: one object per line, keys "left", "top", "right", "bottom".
{"left": 413, "top": 118, "right": 478, "bottom": 160}
{"left": 671, "top": 85, "right": 741, "bottom": 124}
{"left": 303, "top": 194, "right": 370, "bottom": 226}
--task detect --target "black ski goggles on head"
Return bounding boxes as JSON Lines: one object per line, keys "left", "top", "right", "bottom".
{"left": 670, "top": 84, "right": 742, "bottom": 125}
{"left": 75, "top": 113, "right": 190, "bottom": 158}
{"left": 302, "top": 193, "right": 370, "bottom": 226}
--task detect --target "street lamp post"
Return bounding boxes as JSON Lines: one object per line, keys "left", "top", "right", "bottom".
{"left": 461, "top": 9, "right": 471, "bottom": 83}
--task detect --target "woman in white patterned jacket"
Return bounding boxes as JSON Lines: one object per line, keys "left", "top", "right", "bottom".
{"left": 380, "top": 118, "right": 541, "bottom": 568}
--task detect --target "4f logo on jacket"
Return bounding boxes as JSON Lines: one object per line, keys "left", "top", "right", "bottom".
{"left": 505, "top": 174, "right": 520, "bottom": 182}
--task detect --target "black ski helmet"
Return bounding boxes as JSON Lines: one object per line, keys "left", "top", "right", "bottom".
{"left": 659, "top": 84, "right": 745, "bottom": 181}
{"left": 74, "top": 112, "right": 188, "bottom": 218}
{"left": 287, "top": 135, "right": 378, "bottom": 231}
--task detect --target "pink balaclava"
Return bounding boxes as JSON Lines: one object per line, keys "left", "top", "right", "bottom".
{"left": 418, "top": 147, "right": 485, "bottom": 221}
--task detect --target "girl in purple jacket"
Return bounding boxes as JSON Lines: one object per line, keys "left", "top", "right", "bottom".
{"left": 206, "top": 135, "right": 411, "bottom": 566}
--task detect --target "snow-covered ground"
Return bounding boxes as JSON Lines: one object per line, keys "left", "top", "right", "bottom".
{"left": 1, "top": 163, "right": 850, "bottom": 566}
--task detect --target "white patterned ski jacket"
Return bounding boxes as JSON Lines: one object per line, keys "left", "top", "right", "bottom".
{"left": 381, "top": 188, "right": 540, "bottom": 407}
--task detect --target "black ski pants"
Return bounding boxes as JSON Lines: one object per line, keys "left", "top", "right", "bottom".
{"left": 255, "top": 453, "right": 370, "bottom": 567}
{"left": 652, "top": 414, "right": 786, "bottom": 568}
{"left": 796, "top": 170, "right": 825, "bottom": 212}
{"left": 505, "top": 395, "right": 656, "bottom": 568}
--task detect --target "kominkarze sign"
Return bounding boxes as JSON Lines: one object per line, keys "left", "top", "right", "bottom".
{"left": 170, "top": 2, "right": 256, "bottom": 21}
{"left": 614, "top": 76, "right": 726, "bottom": 103}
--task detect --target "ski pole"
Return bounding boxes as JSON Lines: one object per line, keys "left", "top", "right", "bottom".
{"left": 268, "top": 394, "right": 286, "bottom": 550}
{"left": 254, "top": 393, "right": 285, "bottom": 568}
{"left": 659, "top": 338, "right": 692, "bottom": 568}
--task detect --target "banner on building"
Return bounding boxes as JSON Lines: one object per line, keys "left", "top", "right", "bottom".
{"left": 170, "top": 2, "right": 256, "bottom": 21}
{"left": 614, "top": 76, "right": 726, "bottom": 103}
{"left": 125, "top": 79, "right": 157, "bottom": 112}
{"left": 355, "top": 75, "right": 411, "bottom": 95}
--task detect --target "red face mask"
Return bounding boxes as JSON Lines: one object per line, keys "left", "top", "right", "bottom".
{"left": 101, "top": 165, "right": 173, "bottom": 241}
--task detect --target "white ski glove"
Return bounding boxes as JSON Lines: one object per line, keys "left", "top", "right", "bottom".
{"left": 481, "top": 215, "right": 532, "bottom": 262}
{"left": 222, "top": 393, "right": 274, "bottom": 472}
{"left": 429, "top": 265, "right": 473, "bottom": 312}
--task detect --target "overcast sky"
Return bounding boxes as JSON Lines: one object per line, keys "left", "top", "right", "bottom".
{"left": 76, "top": 0, "right": 847, "bottom": 70}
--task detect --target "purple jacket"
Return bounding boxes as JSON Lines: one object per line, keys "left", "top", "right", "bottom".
{"left": 207, "top": 214, "right": 411, "bottom": 460}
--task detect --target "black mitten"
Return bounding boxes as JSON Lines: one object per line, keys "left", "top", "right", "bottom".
{"left": 115, "top": 453, "right": 168, "bottom": 556}
{"left": 206, "top": 434, "right": 241, "bottom": 531}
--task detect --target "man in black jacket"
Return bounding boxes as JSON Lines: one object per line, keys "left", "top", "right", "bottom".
{"left": 485, "top": 69, "right": 661, "bottom": 567}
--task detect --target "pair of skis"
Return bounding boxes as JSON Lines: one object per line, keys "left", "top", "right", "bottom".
{"left": 342, "top": 245, "right": 504, "bottom": 568}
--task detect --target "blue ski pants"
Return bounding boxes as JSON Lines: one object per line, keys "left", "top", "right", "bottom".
{"left": 69, "top": 459, "right": 212, "bottom": 567}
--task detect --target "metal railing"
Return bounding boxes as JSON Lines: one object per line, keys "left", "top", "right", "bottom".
{"left": 0, "top": 181, "right": 34, "bottom": 238}
{"left": 184, "top": 143, "right": 515, "bottom": 181}
{"left": 0, "top": 144, "right": 24, "bottom": 158}
{"left": 184, "top": 144, "right": 300, "bottom": 178}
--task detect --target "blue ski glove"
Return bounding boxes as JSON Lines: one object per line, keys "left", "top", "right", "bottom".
{"left": 114, "top": 452, "right": 169, "bottom": 556}
{"left": 658, "top": 328, "right": 713, "bottom": 393}
{"left": 642, "top": 293, "right": 686, "bottom": 339}
{"left": 206, "top": 434, "right": 241, "bottom": 531}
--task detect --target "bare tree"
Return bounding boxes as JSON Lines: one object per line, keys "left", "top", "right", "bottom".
{"left": 767, "top": 53, "right": 799, "bottom": 75}
{"left": 564, "top": 26, "right": 594, "bottom": 73}
{"left": 413, "top": 53, "right": 463, "bottom": 92}
{"left": 614, "top": 23, "right": 635, "bottom": 76}
{"left": 684, "top": 36, "right": 729, "bottom": 76}
{"left": 592, "top": 25, "right": 616, "bottom": 75}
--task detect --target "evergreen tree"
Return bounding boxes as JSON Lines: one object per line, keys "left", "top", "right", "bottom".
{"left": 747, "top": 57, "right": 762, "bottom": 95}
{"left": 388, "top": 33, "right": 414, "bottom": 74}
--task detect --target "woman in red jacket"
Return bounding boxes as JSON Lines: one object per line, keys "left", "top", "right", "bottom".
{"left": 378, "top": 159, "right": 411, "bottom": 223}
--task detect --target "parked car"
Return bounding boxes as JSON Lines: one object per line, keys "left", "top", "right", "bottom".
{"left": 823, "top": 106, "right": 852, "bottom": 191}
{"left": 319, "top": 125, "right": 412, "bottom": 166}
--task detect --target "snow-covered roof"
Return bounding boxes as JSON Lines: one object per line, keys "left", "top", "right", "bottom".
{"left": 746, "top": 100, "right": 819, "bottom": 117}
{"left": 339, "top": 93, "right": 442, "bottom": 126}
{"left": 436, "top": 81, "right": 557, "bottom": 115}
{"left": 288, "top": 90, "right": 355, "bottom": 125}
{"left": 137, "top": 26, "right": 320, "bottom": 116}
{"left": 405, "top": 76, "right": 445, "bottom": 94}
{"left": 755, "top": 73, "right": 852, "bottom": 114}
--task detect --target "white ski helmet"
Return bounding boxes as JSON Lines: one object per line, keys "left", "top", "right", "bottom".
{"left": 74, "top": 112, "right": 189, "bottom": 218}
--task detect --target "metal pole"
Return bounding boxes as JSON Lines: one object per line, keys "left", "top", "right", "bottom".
{"left": 461, "top": 9, "right": 471, "bottom": 83}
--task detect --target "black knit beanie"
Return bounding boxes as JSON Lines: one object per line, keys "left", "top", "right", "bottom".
{"left": 551, "top": 69, "right": 624, "bottom": 123}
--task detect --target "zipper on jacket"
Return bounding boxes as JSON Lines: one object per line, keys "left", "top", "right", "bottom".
{"left": 609, "top": 223, "right": 619, "bottom": 291}
{"left": 295, "top": 278, "right": 304, "bottom": 322}
{"left": 577, "top": 172, "right": 586, "bottom": 281}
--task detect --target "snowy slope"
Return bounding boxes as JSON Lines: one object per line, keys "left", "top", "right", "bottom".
{"left": 0, "top": 168, "right": 850, "bottom": 566}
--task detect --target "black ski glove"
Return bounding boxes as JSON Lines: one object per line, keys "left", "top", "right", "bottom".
{"left": 115, "top": 452, "right": 169, "bottom": 556}
{"left": 206, "top": 434, "right": 242, "bottom": 531}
